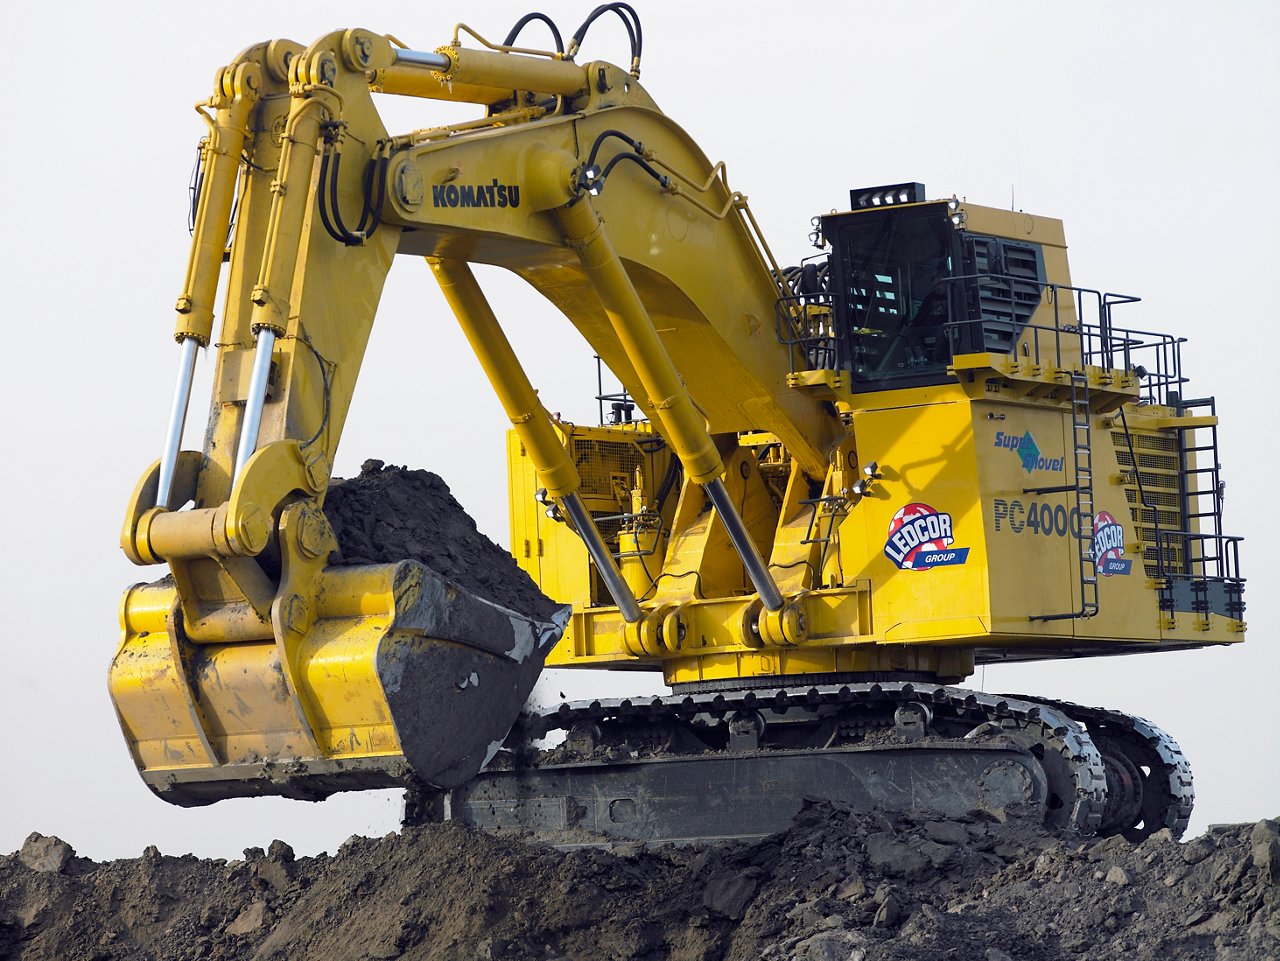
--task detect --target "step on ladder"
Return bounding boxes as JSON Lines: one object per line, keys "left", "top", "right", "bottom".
{"left": 1028, "top": 371, "right": 1098, "bottom": 621}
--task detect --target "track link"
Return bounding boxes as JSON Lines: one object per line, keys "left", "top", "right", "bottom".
{"left": 1009, "top": 695, "right": 1194, "bottom": 839}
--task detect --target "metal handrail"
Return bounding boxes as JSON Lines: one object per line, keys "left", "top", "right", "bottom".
{"left": 594, "top": 354, "right": 641, "bottom": 425}
{"left": 936, "top": 274, "right": 1187, "bottom": 405}
{"left": 1154, "top": 529, "right": 1244, "bottom": 582}
{"left": 800, "top": 494, "right": 849, "bottom": 546}
{"left": 774, "top": 291, "right": 842, "bottom": 373}
{"left": 773, "top": 269, "right": 1191, "bottom": 406}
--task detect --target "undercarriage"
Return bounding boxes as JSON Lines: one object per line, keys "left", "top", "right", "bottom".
{"left": 425, "top": 680, "right": 1193, "bottom": 846}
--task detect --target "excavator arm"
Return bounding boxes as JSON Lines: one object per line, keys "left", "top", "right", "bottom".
{"left": 113, "top": 19, "right": 837, "bottom": 804}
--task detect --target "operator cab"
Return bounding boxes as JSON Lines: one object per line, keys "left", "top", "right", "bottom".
{"left": 791, "top": 183, "right": 1047, "bottom": 391}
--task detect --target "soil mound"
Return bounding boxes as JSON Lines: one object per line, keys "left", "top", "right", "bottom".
{"left": 3, "top": 807, "right": 1276, "bottom": 960}
{"left": 323, "top": 460, "right": 560, "bottom": 623}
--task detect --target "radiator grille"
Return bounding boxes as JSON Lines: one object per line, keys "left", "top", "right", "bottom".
{"left": 1112, "top": 430, "right": 1178, "bottom": 453}
{"left": 1111, "top": 427, "right": 1185, "bottom": 576}
{"left": 1123, "top": 487, "right": 1180, "bottom": 509}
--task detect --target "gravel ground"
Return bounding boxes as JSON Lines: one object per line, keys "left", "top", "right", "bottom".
{"left": 3, "top": 805, "right": 1276, "bottom": 960}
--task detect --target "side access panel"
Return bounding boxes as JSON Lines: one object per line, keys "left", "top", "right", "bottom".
{"left": 841, "top": 390, "right": 994, "bottom": 644}
{"left": 973, "top": 398, "right": 1081, "bottom": 629}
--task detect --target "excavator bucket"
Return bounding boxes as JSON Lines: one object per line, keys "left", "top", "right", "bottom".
{"left": 110, "top": 561, "right": 568, "bottom": 806}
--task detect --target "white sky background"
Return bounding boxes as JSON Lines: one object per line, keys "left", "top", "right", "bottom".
{"left": 1, "top": 1, "right": 1276, "bottom": 861}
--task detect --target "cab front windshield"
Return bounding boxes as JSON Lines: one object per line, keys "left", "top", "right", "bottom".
{"left": 836, "top": 206, "right": 955, "bottom": 383}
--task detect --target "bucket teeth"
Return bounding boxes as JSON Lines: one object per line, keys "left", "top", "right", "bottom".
{"left": 377, "top": 579, "right": 570, "bottom": 789}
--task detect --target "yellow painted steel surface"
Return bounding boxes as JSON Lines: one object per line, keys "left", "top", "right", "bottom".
{"left": 523, "top": 369, "right": 1243, "bottom": 688}
{"left": 513, "top": 197, "right": 1244, "bottom": 683}
{"left": 117, "top": 19, "right": 1243, "bottom": 802}
{"left": 112, "top": 567, "right": 403, "bottom": 781}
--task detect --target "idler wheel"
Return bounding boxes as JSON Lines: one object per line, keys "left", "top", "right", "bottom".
{"left": 1096, "top": 736, "right": 1144, "bottom": 836}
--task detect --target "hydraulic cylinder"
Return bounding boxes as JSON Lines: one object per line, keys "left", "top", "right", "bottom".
{"left": 156, "top": 337, "right": 201, "bottom": 508}
{"left": 233, "top": 328, "right": 276, "bottom": 481}
{"left": 553, "top": 195, "right": 785, "bottom": 612}
{"left": 429, "top": 257, "right": 641, "bottom": 623}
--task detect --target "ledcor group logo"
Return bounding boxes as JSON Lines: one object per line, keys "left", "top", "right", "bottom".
{"left": 1092, "top": 511, "right": 1132, "bottom": 576}
{"left": 884, "top": 503, "right": 970, "bottom": 571}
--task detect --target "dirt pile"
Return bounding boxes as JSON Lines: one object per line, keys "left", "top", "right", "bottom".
{"left": 3, "top": 806, "right": 1276, "bottom": 961}
{"left": 323, "top": 460, "right": 560, "bottom": 622}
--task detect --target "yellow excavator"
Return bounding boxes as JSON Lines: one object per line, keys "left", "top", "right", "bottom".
{"left": 113, "top": 7, "right": 1245, "bottom": 843}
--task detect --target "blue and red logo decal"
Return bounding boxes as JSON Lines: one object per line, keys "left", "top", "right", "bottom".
{"left": 1092, "top": 511, "right": 1132, "bottom": 576}
{"left": 884, "top": 503, "right": 970, "bottom": 571}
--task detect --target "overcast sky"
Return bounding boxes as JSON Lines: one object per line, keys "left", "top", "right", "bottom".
{"left": 1, "top": 1, "right": 1276, "bottom": 861}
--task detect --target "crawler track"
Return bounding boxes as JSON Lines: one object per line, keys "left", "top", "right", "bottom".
{"left": 1010, "top": 694, "right": 1194, "bottom": 840}
{"left": 440, "top": 682, "right": 1188, "bottom": 843}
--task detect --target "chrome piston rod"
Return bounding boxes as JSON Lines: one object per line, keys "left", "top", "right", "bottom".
{"left": 232, "top": 328, "right": 276, "bottom": 482}
{"left": 560, "top": 492, "right": 643, "bottom": 623}
{"left": 704, "top": 477, "right": 784, "bottom": 612}
{"left": 394, "top": 49, "right": 452, "bottom": 70}
{"left": 156, "top": 336, "right": 201, "bottom": 509}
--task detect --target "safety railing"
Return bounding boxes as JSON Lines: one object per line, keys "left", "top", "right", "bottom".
{"left": 774, "top": 291, "right": 843, "bottom": 374}
{"left": 1153, "top": 529, "right": 1245, "bottom": 619}
{"left": 800, "top": 494, "right": 850, "bottom": 546}
{"left": 1154, "top": 529, "right": 1243, "bottom": 583}
{"left": 774, "top": 272, "right": 1190, "bottom": 405}
{"left": 594, "top": 354, "right": 640, "bottom": 425}
{"left": 938, "top": 275, "right": 1188, "bottom": 406}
